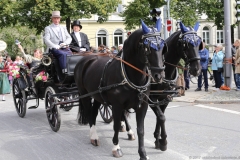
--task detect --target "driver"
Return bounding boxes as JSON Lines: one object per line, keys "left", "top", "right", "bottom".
{"left": 43, "top": 11, "right": 72, "bottom": 73}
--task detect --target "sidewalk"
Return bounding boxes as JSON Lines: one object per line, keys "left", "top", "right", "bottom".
{"left": 173, "top": 82, "right": 240, "bottom": 104}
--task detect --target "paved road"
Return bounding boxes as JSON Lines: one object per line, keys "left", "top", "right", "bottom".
{"left": 1, "top": 93, "right": 240, "bottom": 160}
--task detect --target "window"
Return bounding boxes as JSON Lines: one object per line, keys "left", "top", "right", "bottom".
{"left": 116, "top": 0, "right": 123, "bottom": 13}
{"left": 216, "top": 26, "right": 224, "bottom": 44}
{"left": 97, "top": 30, "right": 107, "bottom": 46}
{"left": 202, "top": 26, "right": 210, "bottom": 44}
{"left": 114, "top": 29, "right": 123, "bottom": 47}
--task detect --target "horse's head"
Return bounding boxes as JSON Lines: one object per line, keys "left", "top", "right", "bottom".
{"left": 139, "top": 19, "right": 165, "bottom": 83}
{"left": 178, "top": 22, "right": 202, "bottom": 76}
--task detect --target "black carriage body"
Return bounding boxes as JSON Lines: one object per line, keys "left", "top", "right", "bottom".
{"left": 12, "top": 51, "right": 84, "bottom": 120}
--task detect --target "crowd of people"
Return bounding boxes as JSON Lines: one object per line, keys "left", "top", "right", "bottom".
{"left": 176, "top": 39, "right": 240, "bottom": 97}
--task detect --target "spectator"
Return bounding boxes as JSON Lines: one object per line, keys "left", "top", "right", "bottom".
{"left": 176, "top": 58, "right": 185, "bottom": 96}
{"left": 98, "top": 44, "right": 105, "bottom": 53}
{"left": 118, "top": 44, "right": 123, "bottom": 51}
{"left": 13, "top": 56, "right": 24, "bottom": 65}
{"left": 211, "top": 44, "right": 224, "bottom": 90}
{"left": 0, "top": 55, "right": 11, "bottom": 101}
{"left": 234, "top": 46, "right": 240, "bottom": 91}
{"left": 5, "top": 56, "right": 13, "bottom": 85}
{"left": 90, "top": 46, "right": 98, "bottom": 53}
{"left": 184, "top": 70, "right": 190, "bottom": 90}
{"left": 232, "top": 39, "right": 240, "bottom": 88}
{"left": 111, "top": 46, "right": 118, "bottom": 54}
{"left": 195, "top": 42, "right": 209, "bottom": 92}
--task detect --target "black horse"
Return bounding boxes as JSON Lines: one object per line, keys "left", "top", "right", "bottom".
{"left": 74, "top": 19, "right": 165, "bottom": 159}
{"left": 150, "top": 21, "right": 202, "bottom": 151}
{"left": 119, "top": 22, "right": 203, "bottom": 151}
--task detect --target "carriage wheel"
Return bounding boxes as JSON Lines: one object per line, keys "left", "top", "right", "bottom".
{"left": 12, "top": 79, "right": 27, "bottom": 118}
{"left": 45, "top": 86, "right": 61, "bottom": 132}
{"left": 61, "top": 94, "right": 77, "bottom": 111}
{"left": 99, "top": 105, "right": 113, "bottom": 123}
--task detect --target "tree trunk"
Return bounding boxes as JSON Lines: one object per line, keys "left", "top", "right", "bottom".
{"left": 66, "top": 17, "right": 71, "bottom": 34}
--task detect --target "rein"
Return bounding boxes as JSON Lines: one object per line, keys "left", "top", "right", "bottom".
{"left": 72, "top": 51, "right": 151, "bottom": 76}
{"left": 164, "top": 61, "right": 187, "bottom": 70}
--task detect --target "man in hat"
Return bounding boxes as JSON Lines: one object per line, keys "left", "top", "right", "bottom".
{"left": 70, "top": 20, "right": 90, "bottom": 52}
{"left": 43, "top": 11, "right": 72, "bottom": 73}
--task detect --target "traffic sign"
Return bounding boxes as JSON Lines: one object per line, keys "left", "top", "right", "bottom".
{"left": 167, "top": 20, "right": 172, "bottom": 31}
{"left": 0, "top": 40, "right": 7, "bottom": 51}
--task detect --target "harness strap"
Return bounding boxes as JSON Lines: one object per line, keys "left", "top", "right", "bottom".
{"left": 98, "top": 59, "right": 113, "bottom": 106}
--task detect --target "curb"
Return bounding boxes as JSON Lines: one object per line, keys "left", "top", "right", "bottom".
{"left": 194, "top": 99, "right": 240, "bottom": 104}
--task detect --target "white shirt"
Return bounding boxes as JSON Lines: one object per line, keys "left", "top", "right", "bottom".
{"left": 74, "top": 31, "right": 81, "bottom": 47}
{"left": 52, "top": 24, "right": 63, "bottom": 41}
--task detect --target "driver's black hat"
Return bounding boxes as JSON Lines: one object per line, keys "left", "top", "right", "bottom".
{"left": 71, "top": 20, "right": 82, "bottom": 29}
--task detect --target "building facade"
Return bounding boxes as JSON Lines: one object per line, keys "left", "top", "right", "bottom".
{"left": 76, "top": 1, "right": 239, "bottom": 57}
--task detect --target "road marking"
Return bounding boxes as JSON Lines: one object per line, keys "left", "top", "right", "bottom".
{"left": 195, "top": 104, "right": 240, "bottom": 115}
{"left": 147, "top": 105, "right": 180, "bottom": 112}
{"left": 199, "top": 146, "right": 217, "bottom": 160}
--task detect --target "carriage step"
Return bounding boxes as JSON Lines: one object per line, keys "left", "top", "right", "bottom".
{"left": 28, "top": 106, "right": 38, "bottom": 109}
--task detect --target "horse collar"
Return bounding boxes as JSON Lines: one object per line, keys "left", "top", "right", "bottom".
{"left": 120, "top": 51, "right": 151, "bottom": 92}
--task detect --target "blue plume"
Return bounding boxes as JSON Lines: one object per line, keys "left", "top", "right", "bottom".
{"left": 193, "top": 22, "right": 200, "bottom": 31}
{"left": 155, "top": 18, "right": 162, "bottom": 32}
{"left": 180, "top": 22, "right": 189, "bottom": 33}
{"left": 141, "top": 19, "right": 150, "bottom": 34}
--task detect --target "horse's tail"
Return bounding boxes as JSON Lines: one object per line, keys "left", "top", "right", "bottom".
{"left": 77, "top": 98, "right": 90, "bottom": 125}
{"left": 74, "top": 56, "right": 97, "bottom": 125}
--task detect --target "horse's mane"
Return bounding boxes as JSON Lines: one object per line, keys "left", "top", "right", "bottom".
{"left": 165, "top": 30, "right": 181, "bottom": 44}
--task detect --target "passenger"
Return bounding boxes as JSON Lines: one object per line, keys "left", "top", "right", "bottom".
{"left": 0, "top": 55, "right": 11, "bottom": 101}
{"left": 43, "top": 11, "right": 72, "bottom": 73}
{"left": 70, "top": 20, "right": 90, "bottom": 52}
{"left": 18, "top": 44, "right": 42, "bottom": 68}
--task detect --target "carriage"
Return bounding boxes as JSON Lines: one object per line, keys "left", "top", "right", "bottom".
{"left": 12, "top": 50, "right": 112, "bottom": 132}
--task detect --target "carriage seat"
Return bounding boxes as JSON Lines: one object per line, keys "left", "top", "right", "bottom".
{"left": 65, "top": 54, "right": 84, "bottom": 75}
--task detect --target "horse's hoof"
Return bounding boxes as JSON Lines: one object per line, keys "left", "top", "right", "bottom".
{"left": 155, "top": 139, "right": 167, "bottom": 151}
{"left": 119, "top": 125, "right": 126, "bottom": 132}
{"left": 112, "top": 149, "right": 123, "bottom": 158}
{"left": 159, "top": 144, "right": 167, "bottom": 151}
{"left": 140, "top": 156, "right": 149, "bottom": 160}
{"left": 91, "top": 139, "right": 99, "bottom": 146}
{"left": 127, "top": 133, "right": 136, "bottom": 140}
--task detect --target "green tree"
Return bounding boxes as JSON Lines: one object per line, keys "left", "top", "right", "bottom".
{"left": 120, "top": 0, "right": 223, "bottom": 30}
{"left": 120, "top": 0, "right": 166, "bottom": 30}
{"left": 0, "top": 26, "right": 42, "bottom": 59}
{"left": 0, "top": 0, "right": 120, "bottom": 34}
